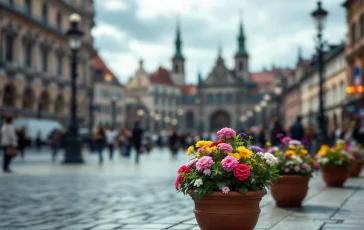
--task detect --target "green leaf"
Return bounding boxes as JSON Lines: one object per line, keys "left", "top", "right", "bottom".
{"left": 194, "top": 189, "right": 204, "bottom": 201}
{"left": 216, "top": 181, "right": 225, "bottom": 190}
{"left": 237, "top": 186, "right": 248, "bottom": 194}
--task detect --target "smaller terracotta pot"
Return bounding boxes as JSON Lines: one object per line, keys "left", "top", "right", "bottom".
{"left": 350, "top": 162, "right": 364, "bottom": 177}
{"left": 270, "top": 175, "right": 310, "bottom": 207}
{"left": 322, "top": 165, "right": 350, "bottom": 187}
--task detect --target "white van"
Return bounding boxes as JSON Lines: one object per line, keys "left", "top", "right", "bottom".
{"left": 14, "top": 118, "right": 64, "bottom": 142}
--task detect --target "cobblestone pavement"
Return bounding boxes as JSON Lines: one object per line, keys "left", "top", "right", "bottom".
{"left": 0, "top": 148, "right": 364, "bottom": 230}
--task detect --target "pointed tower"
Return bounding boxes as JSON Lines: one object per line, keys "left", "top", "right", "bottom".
{"left": 297, "top": 47, "right": 303, "bottom": 65}
{"left": 171, "top": 15, "right": 185, "bottom": 85}
{"left": 197, "top": 70, "right": 203, "bottom": 85}
{"left": 234, "top": 12, "right": 249, "bottom": 81}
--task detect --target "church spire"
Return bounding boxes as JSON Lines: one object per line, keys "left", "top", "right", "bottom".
{"left": 197, "top": 69, "right": 203, "bottom": 85}
{"left": 174, "top": 14, "right": 183, "bottom": 59}
{"left": 297, "top": 46, "right": 303, "bottom": 64}
{"left": 236, "top": 10, "right": 247, "bottom": 56}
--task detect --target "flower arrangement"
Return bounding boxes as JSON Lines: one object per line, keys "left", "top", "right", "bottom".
{"left": 315, "top": 140, "right": 355, "bottom": 168}
{"left": 347, "top": 143, "right": 364, "bottom": 163}
{"left": 268, "top": 136, "right": 319, "bottom": 177}
{"left": 176, "top": 127, "right": 280, "bottom": 201}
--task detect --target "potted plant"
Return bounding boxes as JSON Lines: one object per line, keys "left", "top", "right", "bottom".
{"left": 268, "top": 136, "right": 319, "bottom": 207}
{"left": 315, "top": 141, "right": 355, "bottom": 187}
{"left": 176, "top": 128, "right": 280, "bottom": 230}
{"left": 348, "top": 144, "right": 364, "bottom": 177}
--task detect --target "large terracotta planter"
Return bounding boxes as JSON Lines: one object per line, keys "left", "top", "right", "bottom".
{"left": 188, "top": 189, "right": 266, "bottom": 230}
{"left": 350, "top": 162, "right": 363, "bottom": 177}
{"left": 322, "top": 165, "right": 350, "bottom": 187}
{"left": 270, "top": 175, "right": 310, "bottom": 207}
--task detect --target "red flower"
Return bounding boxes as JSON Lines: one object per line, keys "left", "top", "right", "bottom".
{"left": 178, "top": 165, "right": 191, "bottom": 174}
{"left": 175, "top": 175, "right": 184, "bottom": 190}
{"left": 233, "top": 164, "right": 250, "bottom": 181}
{"left": 211, "top": 139, "right": 223, "bottom": 147}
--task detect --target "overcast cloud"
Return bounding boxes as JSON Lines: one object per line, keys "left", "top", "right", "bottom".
{"left": 92, "top": 0, "right": 346, "bottom": 84}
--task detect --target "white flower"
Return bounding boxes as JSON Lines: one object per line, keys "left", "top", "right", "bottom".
{"left": 178, "top": 184, "right": 181, "bottom": 189}
{"left": 291, "top": 155, "right": 303, "bottom": 163}
{"left": 194, "top": 179, "right": 203, "bottom": 187}
{"left": 263, "top": 152, "right": 278, "bottom": 166}
{"left": 285, "top": 161, "right": 297, "bottom": 166}
{"left": 256, "top": 152, "right": 264, "bottom": 157}
{"left": 317, "top": 157, "right": 329, "bottom": 164}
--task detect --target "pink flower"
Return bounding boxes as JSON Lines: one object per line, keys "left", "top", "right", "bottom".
{"left": 203, "top": 169, "right": 211, "bottom": 176}
{"left": 349, "top": 155, "right": 356, "bottom": 162}
{"left": 187, "top": 159, "right": 198, "bottom": 168}
{"left": 196, "top": 156, "right": 214, "bottom": 172}
{"left": 175, "top": 176, "right": 184, "bottom": 190}
{"left": 197, "top": 148, "right": 206, "bottom": 153}
{"left": 218, "top": 143, "right": 233, "bottom": 153}
{"left": 221, "top": 156, "right": 239, "bottom": 172}
{"left": 312, "top": 160, "right": 320, "bottom": 170}
{"left": 217, "top": 127, "right": 236, "bottom": 139}
{"left": 284, "top": 153, "right": 290, "bottom": 158}
{"left": 285, "top": 168, "right": 290, "bottom": 173}
{"left": 178, "top": 165, "right": 191, "bottom": 174}
{"left": 222, "top": 186, "right": 230, "bottom": 194}
{"left": 294, "top": 166, "right": 300, "bottom": 172}
{"left": 282, "top": 137, "right": 292, "bottom": 144}
{"left": 259, "top": 164, "right": 263, "bottom": 167}
{"left": 301, "top": 163, "right": 311, "bottom": 171}
{"left": 233, "top": 164, "right": 250, "bottom": 181}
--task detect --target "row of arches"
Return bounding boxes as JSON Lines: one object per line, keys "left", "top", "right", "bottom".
{"left": 3, "top": 83, "right": 66, "bottom": 113}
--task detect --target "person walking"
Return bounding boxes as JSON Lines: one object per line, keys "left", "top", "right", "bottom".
{"left": 169, "top": 127, "right": 179, "bottom": 159}
{"left": 49, "top": 129, "right": 63, "bottom": 162}
{"left": 291, "top": 116, "right": 305, "bottom": 141}
{"left": 17, "top": 126, "right": 27, "bottom": 160}
{"left": 94, "top": 125, "right": 106, "bottom": 164}
{"left": 35, "top": 130, "right": 42, "bottom": 151}
{"left": 257, "top": 126, "right": 266, "bottom": 147}
{"left": 270, "top": 118, "right": 286, "bottom": 146}
{"left": 106, "top": 127, "right": 118, "bottom": 160}
{"left": 1, "top": 116, "right": 17, "bottom": 173}
{"left": 131, "top": 121, "right": 143, "bottom": 164}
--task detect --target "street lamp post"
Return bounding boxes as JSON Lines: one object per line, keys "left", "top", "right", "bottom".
{"left": 260, "top": 100, "right": 267, "bottom": 127}
{"left": 63, "top": 13, "right": 84, "bottom": 164}
{"left": 274, "top": 86, "right": 283, "bottom": 119}
{"left": 312, "top": 0, "right": 329, "bottom": 145}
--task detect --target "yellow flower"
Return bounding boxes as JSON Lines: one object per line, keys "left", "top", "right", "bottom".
{"left": 187, "top": 146, "right": 194, "bottom": 156}
{"left": 300, "top": 149, "right": 308, "bottom": 155}
{"left": 266, "top": 142, "right": 271, "bottom": 147}
{"left": 206, "top": 146, "right": 217, "bottom": 153}
{"left": 317, "top": 149, "right": 327, "bottom": 157}
{"left": 237, "top": 146, "right": 253, "bottom": 159}
{"left": 285, "top": 150, "right": 296, "bottom": 156}
{"left": 196, "top": 152, "right": 201, "bottom": 157}
{"left": 196, "top": 140, "right": 212, "bottom": 149}
{"left": 228, "top": 153, "right": 241, "bottom": 160}
{"left": 288, "top": 145, "right": 296, "bottom": 149}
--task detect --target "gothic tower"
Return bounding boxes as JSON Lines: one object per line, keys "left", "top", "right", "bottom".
{"left": 234, "top": 15, "right": 249, "bottom": 81}
{"left": 171, "top": 16, "right": 185, "bottom": 85}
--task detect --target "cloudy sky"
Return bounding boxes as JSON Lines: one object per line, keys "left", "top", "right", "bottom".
{"left": 92, "top": 0, "right": 347, "bottom": 84}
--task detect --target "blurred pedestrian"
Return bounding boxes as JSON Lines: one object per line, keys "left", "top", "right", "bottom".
{"left": 1, "top": 116, "right": 17, "bottom": 173}
{"left": 118, "top": 128, "right": 128, "bottom": 156}
{"left": 106, "top": 127, "right": 118, "bottom": 160}
{"left": 132, "top": 121, "right": 143, "bottom": 164}
{"left": 94, "top": 125, "right": 106, "bottom": 164}
{"left": 17, "top": 126, "right": 27, "bottom": 159}
{"left": 270, "top": 118, "right": 285, "bottom": 146}
{"left": 49, "top": 129, "right": 63, "bottom": 162}
{"left": 35, "top": 130, "right": 42, "bottom": 151}
{"left": 291, "top": 116, "right": 305, "bottom": 141}
{"left": 169, "top": 127, "right": 179, "bottom": 159}
{"left": 257, "top": 126, "right": 266, "bottom": 147}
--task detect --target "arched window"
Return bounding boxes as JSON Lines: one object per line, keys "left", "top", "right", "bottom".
{"left": 3, "top": 84, "right": 16, "bottom": 107}
{"left": 22, "top": 87, "right": 35, "bottom": 109}
{"left": 351, "top": 23, "right": 356, "bottom": 45}
{"left": 54, "top": 94, "right": 65, "bottom": 113}
{"left": 39, "top": 90, "right": 50, "bottom": 112}
{"left": 174, "top": 64, "right": 179, "bottom": 73}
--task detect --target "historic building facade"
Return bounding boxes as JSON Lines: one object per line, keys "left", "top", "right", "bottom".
{"left": 93, "top": 55, "right": 124, "bottom": 130}
{"left": 0, "top": 0, "right": 95, "bottom": 127}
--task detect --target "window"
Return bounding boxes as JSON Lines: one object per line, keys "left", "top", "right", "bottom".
{"left": 216, "top": 93, "right": 223, "bottom": 105}
{"left": 239, "top": 61, "right": 243, "bottom": 71}
{"left": 25, "top": 0, "right": 32, "bottom": 15}
{"left": 226, "top": 94, "right": 233, "bottom": 104}
{"left": 42, "top": 4, "right": 48, "bottom": 24}
{"left": 56, "top": 12, "right": 62, "bottom": 30}
{"left": 174, "top": 63, "right": 179, "bottom": 73}
{"left": 57, "top": 54, "right": 63, "bottom": 75}
{"left": 24, "top": 43, "right": 32, "bottom": 67}
{"left": 207, "top": 94, "right": 214, "bottom": 105}
{"left": 351, "top": 23, "right": 356, "bottom": 45}
{"left": 154, "top": 97, "right": 158, "bottom": 105}
{"left": 332, "top": 85, "right": 337, "bottom": 105}
{"left": 41, "top": 50, "right": 48, "bottom": 72}
{"left": 5, "top": 35, "right": 13, "bottom": 62}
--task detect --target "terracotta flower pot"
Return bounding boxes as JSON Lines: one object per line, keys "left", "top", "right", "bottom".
{"left": 350, "top": 162, "right": 363, "bottom": 177}
{"left": 322, "top": 165, "right": 350, "bottom": 187}
{"left": 270, "top": 175, "right": 310, "bottom": 207}
{"left": 187, "top": 189, "right": 266, "bottom": 230}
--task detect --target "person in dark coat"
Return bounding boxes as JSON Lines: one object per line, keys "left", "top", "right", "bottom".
{"left": 169, "top": 127, "right": 179, "bottom": 159}
{"left": 270, "top": 118, "right": 286, "bottom": 146}
{"left": 257, "top": 126, "right": 266, "bottom": 147}
{"left": 94, "top": 125, "right": 106, "bottom": 164}
{"left": 49, "top": 129, "right": 63, "bottom": 162}
{"left": 17, "top": 126, "right": 27, "bottom": 159}
{"left": 132, "top": 121, "right": 143, "bottom": 164}
{"left": 291, "top": 116, "right": 305, "bottom": 141}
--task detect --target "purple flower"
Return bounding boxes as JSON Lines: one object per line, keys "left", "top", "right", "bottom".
{"left": 208, "top": 152, "right": 214, "bottom": 157}
{"left": 279, "top": 143, "right": 285, "bottom": 149}
{"left": 240, "top": 132, "right": 248, "bottom": 139}
{"left": 285, "top": 168, "right": 290, "bottom": 173}
{"left": 249, "top": 146, "right": 264, "bottom": 153}
{"left": 302, "top": 140, "right": 311, "bottom": 148}
{"left": 276, "top": 133, "right": 285, "bottom": 139}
